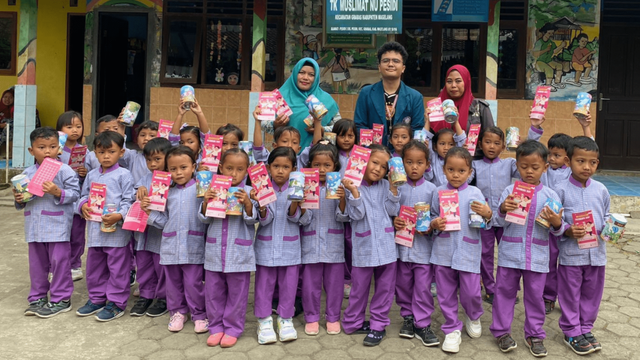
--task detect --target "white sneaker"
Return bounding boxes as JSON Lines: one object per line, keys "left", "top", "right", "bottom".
{"left": 442, "top": 330, "right": 462, "bottom": 353}
{"left": 71, "top": 268, "right": 83, "bottom": 281}
{"left": 277, "top": 316, "right": 298, "bottom": 342}
{"left": 257, "top": 317, "right": 277, "bottom": 345}
{"left": 464, "top": 315, "right": 482, "bottom": 338}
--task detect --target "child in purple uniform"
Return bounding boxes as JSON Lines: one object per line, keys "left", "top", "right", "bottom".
{"left": 422, "top": 114, "right": 467, "bottom": 187}
{"left": 128, "top": 120, "right": 158, "bottom": 184}
{"left": 17, "top": 127, "right": 80, "bottom": 318}
{"left": 169, "top": 99, "right": 211, "bottom": 166}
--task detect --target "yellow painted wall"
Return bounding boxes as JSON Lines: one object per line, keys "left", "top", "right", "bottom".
{"left": 0, "top": 0, "right": 86, "bottom": 128}
{"left": 0, "top": 0, "right": 20, "bottom": 93}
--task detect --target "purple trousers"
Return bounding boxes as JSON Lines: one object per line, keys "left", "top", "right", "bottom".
{"left": 164, "top": 264, "right": 206, "bottom": 320}
{"left": 129, "top": 238, "right": 136, "bottom": 271}
{"left": 205, "top": 271, "right": 250, "bottom": 338}
{"left": 489, "top": 266, "right": 547, "bottom": 339}
{"left": 302, "top": 262, "right": 344, "bottom": 323}
{"left": 28, "top": 242, "right": 73, "bottom": 303}
{"left": 344, "top": 224, "right": 352, "bottom": 284}
{"left": 558, "top": 265, "right": 605, "bottom": 337}
{"left": 86, "top": 246, "right": 131, "bottom": 310}
{"left": 395, "top": 261, "right": 435, "bottom": 328}
{"left": 543, "top": 234, "right": 560, "bottom": 302}
{"left": 343, "top": 262, "right": 397, "bottom": 333}
{"left": 480, "top": 227, "right": 504, "bottom": 295}
{"left": 254, "top": 265, "right": 299, "bottom": 319}
{"left": 434, "top": 265, "right": 483, "bottom": 334}
{"left": 69, "top": 214, "right": 86, "bottom": 269}
{"left": 136, "top": 251, "right": 165, "bottom": 300}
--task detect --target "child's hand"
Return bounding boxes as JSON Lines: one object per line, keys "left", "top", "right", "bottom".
{"left": 565, "top": 224, "right": 586, "bottom": 239}
{"left": 471, "top": 200, "right": 492, "bottom": 220}
{"left": 197, "top": 164, "right": 210, "bottom": 172}
{"left": 576, "top": 112, "right": 592, "bottom": 128}
{"left": 530, "top": 114, "right": 546, "bottom": 128}
{"left": 203, "top": 189, "right": 215, "bottom": 202}
{"left": 431, "top": 217, "right": 446, "bottom": 231}
{"left": 500, "top": 194, "right": 518, "bottom": 213}
{"left": 275, "top": 113, "right": 290, "bottom": 128}
{"left": 393, "top": 217, "right": 406, "bottom": 231}
{"left": 136, "top": 186, "right": 148, "bottom": 201}
{"left": 42, "top": 181, "right": 62, "bottom": 197}
{"left": 250, "top": 189, "right": 259, "bottom": 202}
{"left": 81, "top": 203, "right": 92, "bottom": 219}
{"left": 102, "top": 213, "right": 123, "bottom": 227}
{"left": 13, "top": 189, "right": 24, "bottom": 204}
{"left": 341, "top": 179, "right": 358, "bottom": 196}
{"left": 191, "top": 99, "right": 203, "bottom": 115}
{"left": 424, "top": 108, "right": 431, "bottom": 131}
{"left": 235, "top": 189, "right": 252, "bottom": 208}
{"left": 117, "top": 107, "right": 125, "bottom": 122}
{"left": 539, "top": 206, "right": 564, "bottom": 229}
{"left": 389, "top": 181, "right": 398, "bottom": 195}
{"left": 140, "top": 196, "right": 151, "bottom": 215}
{"left": 252, "top": 105, "right": 262, "bottom": 122}
{"left": 77, "top": 166, "right": 87, "bottom": 178}
{"left": 178, "top": 100, "right": 188, "bottom": 115}
{"left": 335, "top": 186, "right": 346, "bottom": 200}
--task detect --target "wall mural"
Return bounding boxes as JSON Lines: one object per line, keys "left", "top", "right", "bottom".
{"left": 526, "top": 0, "right": 600, "bottom": 101}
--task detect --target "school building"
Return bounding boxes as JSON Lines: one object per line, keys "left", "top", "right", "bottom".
{"left": 0, "top": 0, "right": 637, "bottom": 170}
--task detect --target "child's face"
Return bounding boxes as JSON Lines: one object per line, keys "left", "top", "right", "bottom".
{"left": 167, "top": 154, "right": 196, "bottom": 186}
{"left": 274, "top": 130, "right": 301, "bottom": 154}
{"left": 516, "top": 153, "right": 548, "bottom": 185}
{"left": 337, "top": 128, "right": 355, "bottom": 152}
{"left": 61, "top": 117, "right": 84, "bottom": 143}
{"left": 220, "top": 153, "right": 249, "bottom": 186}
{"left": 180, "top": 132, "right": 200, "bottom": 155}
{"left": 548, "top": 147, "right": 568, "bottom": 169}
{"left": 28, "top": 136, "right": 60, "bottom": 164}
{"left": 443, "top": 156, "right": 472, "bottom": 188}
{"left": 403, "top": 148, "right": 429, "bottom": 182}
{"left": 364, "top": 151, "right": 390, "bottom": 184}
{"left": 480, "top": 132, "right": 505, "bottom": 159}
{"left": 569, "top": 148, "right": 599, "bottom": 185}
{"left": 145, "top": 151, "right": 166, "bottom": 172}
{"left": 96, "top": 121, "right": 125, "bottom": 136}
{"left": 137, "top": 128, "right": 157, "bottom": 149}
{"left": 390, "top": 128, "right": 410, "bottom": 154}
{"left": 267, "top": 156, "right": 295, "bottom": 186}
{"left": 435, "top": 133, "right": 455, "bottom": 158}
{"left": 95, "top": 142, "right": 125, "bottom": 169}
{"left": 222, "top": 133, "right": 240, "bottom": 153}
{"left": 579, "top": 37, "right": 588, "bottom": 48}
{"left": 310, "top": 153, "right": 336, "bottom": 182}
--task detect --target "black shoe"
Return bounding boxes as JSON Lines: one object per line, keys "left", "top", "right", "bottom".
{"left": 129, "top": 270, "right": 136, "bottom": 287}
{"left": 145, "top": 299, "right": 168, "bottom": 317}
{"left": 271, "top": 298, "right": 279, "bottom": 314}
{"left": 350, "top": 321, "right": 371, "bottom": 334}
{"left": 35, "top": 300, "right": 71, "bottom": 318}
{"left": 293, "top": 296, "right": 304, "bottom": 317}
{"left": 130, "top": 297, "right": 153, "bottom": 316}
{"left": 526, "top": 337, "right": 548, "bottom": 357}
{"left": 399, "top": 315, "right": 415, "bottom": 338}
{"left": 363, "top": 329, "right": 386, "bottom": 346}
{"left": 544, "top": 300, "right": 555, "bottom": 314}
{"left": 414, "top": 325, "right": 440, "bottom": 347}
{"left": 483, "top": 293, "right": 494, "bottom": 305}
{"left": 564, "top": 335, "right": 595, "bottom": 355}
{"left": 24, "top": 297, "right": 48, "bottom": 316}
{"left": 582, "top": 332, "right": 601, "bottom": 352}
{"left": 497, "top": 333, "right": 517, "bottom": 353}
{"left": 515, "top": 296, "right": 520, "bottom": 304}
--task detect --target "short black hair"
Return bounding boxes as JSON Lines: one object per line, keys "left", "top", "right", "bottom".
{"left": 539, "top": 23, "right": 557, "bottom": 33}
{"left": 30, "top": 127, "right": 58, "bottom": 145}
{"left": 547, "top": 133, "right": 572, "bottom": 152}
{"left": 166, "top": 145, "right": 196, "bottom": 165}
{"left": 267, "top": 146, "right": 297, "bottom": 167}
{"left": 568, "top": 136, "right": 599, "bottom": 159}
{"left": 274, "top": 125, "right": 301, "bottom": 143}
{"left": 96, "top": 114, "right": 117, "bottom": 125}
{"left": 180, "top": 125, "right": 202, "bottom": 147}
{"left": 368, "top": 143, "right": 392, "bottom": 158}
{"left": 479, "top": 126, "right": 504, "bottom": 142}
{"left": 306, "top": 140, "right": 341, "bottom": 172}
{"left": 94, "top": 131, "right": 125, "bottom": 149}
{"left": 216, "top": 123, "right": 244, "bottom": 141}
{"left": 433, "top": 128, "right": 455, "bottom": 144}
{"left": 56, "top": 111, "right": 83, "bottom": 137}
{"left": 220, "top": 147, "right": 250, "bottom": 169}
{"left": 138, "top": 120, "right": 159, "bottom": 132}
{"left": 516, "top": 139, "right": 548, "bottom": 162}
{"left": 390, "top": 123, "right": 412, "bottom": 137}
{"left": 143, "top": 137, "right": 172, "bottom": 158}
{"left": 377, "top": 41, "right": 408, "bottom": 65}
{"left": 332, "top": 118, "right": 358, "bottom": 144}
{"left": 444, "top": 146, "right": 473, "bottom": 168}
{"left": 402, "top": 140, "right": 430, "bottom": 162}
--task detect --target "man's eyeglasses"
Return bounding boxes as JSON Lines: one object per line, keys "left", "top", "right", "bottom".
{"left": 380, "top": 58, "right": 403, "bottom": 64}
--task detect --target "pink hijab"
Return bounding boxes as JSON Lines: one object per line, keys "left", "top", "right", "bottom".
{"left": 432, "top": 65, "right": 474, "bottom": 133}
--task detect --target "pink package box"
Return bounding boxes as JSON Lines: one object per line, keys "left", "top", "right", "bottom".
{"left": 249, "top": 163, "right": 277, "bottom": 207}
{"left": 87, "top": 182, "right": 107, "bottom": 222}
{"left": 206, "top": 175, "right": 232, "bottom": 218}
{"left": 202, "top": 134, "right": 224, "bottom": 172}
{"left": 157, "top": 119, "right": 173, "bottom": 139}
{"left": 27, "top": 157, "right": 63, "bottom": 197}
{"left": 426, "top": 97, "right": 445, "bottom": 122}
{"left": 530, "top": 86, "right": 551, "bottom": 120}
{"left": 395, "top": 205, "right": 417, "bottom": 247}
{"left": 439, "top": 189, "right": 461, "bottom": 231}
{"left": 301, "top": 168, "right": 320, "bottom": 210}
{"left": 466, "top": 124, "right": 481, "bottom": 156}
{"left": 573, "top": 210, "right": 599, "bottom": 249}
{"left": 148, "top": 171, "right": 171, "bottom": 212}
{"left": 69, "top": 145, "right": 88, "bottom": 171}
{"left": 257, "top": 92, "right": 277, "bottom": 121}
{"left": 506, "top": 181, "right": 536, "bottom": 225}
{"left": 359, "top": 129, "right": 374, "bottom": 147}
{"left": 122, "top": 201, "right": 149, "bottom": 232}
{"left": 273, "top": 89, "right": 293, "bottom": 117}
{"left": 344, "top": 145, "right": 371, "bottom": 187}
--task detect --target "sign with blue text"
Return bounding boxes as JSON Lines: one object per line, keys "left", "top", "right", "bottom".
{"left": 432, "top": 0, "right": 489, "bottom": 22}
{"left": 325, "top": 0, "right": 403, "bottom": 34}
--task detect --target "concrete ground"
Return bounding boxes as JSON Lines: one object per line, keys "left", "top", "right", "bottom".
{"left": 1, "top": 206, "right": 639, "bottom": 360}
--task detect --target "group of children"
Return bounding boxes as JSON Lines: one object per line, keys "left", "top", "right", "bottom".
{"left": 15, "top": 99, "right": 609, "bottom": 357}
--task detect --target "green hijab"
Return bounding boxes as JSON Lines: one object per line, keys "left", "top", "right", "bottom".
{"left": 278, "top": 58, "right": 339, "bottom": 151}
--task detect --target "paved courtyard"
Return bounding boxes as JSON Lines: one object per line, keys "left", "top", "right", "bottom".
{"left": 0, "top": 205, "right": 639, "bottom": 360}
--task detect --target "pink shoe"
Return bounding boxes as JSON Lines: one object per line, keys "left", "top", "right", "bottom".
{"left": 327, "top": 321, "right": 341, "bottom": 335}
{"left": 194, "top": 319, "right": 209, "bottom": 334}
{"left": 168, "top": 312, "right": 186, "bottom": 332}
{"left": 305, "top": 322, "right": 319, "bottom": 335}
{"left": 207, "top": 332, "right": 224, "bottom": 347}
{"left": 220, "top": 334, "right": 238, "bottom": 348}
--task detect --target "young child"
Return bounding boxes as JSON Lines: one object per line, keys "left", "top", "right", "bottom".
{"left": 85, "top": 115, "right": 136, "bottom": 173}
{"left": 128, "top": 120, "right": 158, "bottom": 184}
{"left": 341, "top": 144, "right": 400, "bottom": 346}
{"left": 490, "top": 140, "right": 564, "bottom": 357}
{"left": 199, "top": 148, "right": 258, "bottom": 348}
{"left": 17, "top": 127, "right": 80, "bottom": 318}
{"left": 393, "top": 140, "right": 439, "bottom": 346}
{"left": 77, "top": 131, "right": 135, "bottom": 321}
{"left": 145, "top": 146, "right": 208, "bottom": 333}
{"left": 56, "top": 111, "right": 88, "bottom": 281}
{"left": 253, "top": 120, "right": 303, "bottom": 167}
{"left": 254, "top": 147, "right": 303, "bottom": 344}
{"left": 216, "top": 123, "right": 244, "bottom": 153}
{"left": 430, "top": 147, "right": 492, "bottom": 353}
{"left": 556, "top": 136, "right": 608, "bottom": 356}
{"left": 298, "top": 141, "right": 349, "bottom": 336}
{"left": 422, "top": 115, "right": 467, "bottom": 187}
{"left": 389, "top": 123, "right": 412, "bottom": 158}
{"left": 170, "top": 99, "right": 211, "bottom": 164}
{"left": 129, "top": 137, "right": 173, "bottom": 318}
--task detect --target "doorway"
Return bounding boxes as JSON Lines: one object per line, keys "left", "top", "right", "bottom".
{"left": 66, "top": 14, "right": 85, "bottom": 113}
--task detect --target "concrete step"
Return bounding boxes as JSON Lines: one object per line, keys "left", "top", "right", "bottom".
{"left": 610, "top": 195, "right": 640, "bottom": 215}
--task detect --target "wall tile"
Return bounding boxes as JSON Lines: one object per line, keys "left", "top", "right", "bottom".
{"left": 213, "top": 90, "right": 227, "bottom": 106}
{"left": 150, "top": 87, "right": 160, "bottom": 105}
{"left": 227, "top": 91, "right": 242, "bottom": 108}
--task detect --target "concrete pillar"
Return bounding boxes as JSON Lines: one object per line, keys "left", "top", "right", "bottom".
{"left": 485, "top": 0, "right": 500, "bottom": 123}
{"left": 249, "top": 0, "right": 267, "bottom": 141}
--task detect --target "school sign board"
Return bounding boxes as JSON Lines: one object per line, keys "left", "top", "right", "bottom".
{"left": 432, "top": 0, "right": 489, "bottom": 22}
{"left": 325, "top": 0, "right": 403, "bottom": 34}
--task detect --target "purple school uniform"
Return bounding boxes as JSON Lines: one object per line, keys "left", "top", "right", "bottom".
{"left": 18, "top": 163, "right": 80, "bottom": 303}
{"left": 430, "top": 182, "right": 485, "bottom": 334}
{"left": 490, "top": 183, "right": 563, "bottom": 339}
{"left": 128, "top": 151, "right": 151, "bottom": 185}
{"left": 423, "top": 131, "right": 466, "bottom": 187}
{"left": 342, "top": 179, "right": 400, "bottom": 333}
{"left": 338, "top": 149, "right": 353, "bottom": 286}
{"left": 254, "top": 181, "right": 302, "bottom": 319}
{"left": 556, "top": 176, "right": 609, "bottom": 337}
{"left": 85, "top": 147, "right": 136, "bottom": 174}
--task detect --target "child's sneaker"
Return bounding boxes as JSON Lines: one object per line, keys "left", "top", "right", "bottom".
{"left": 277, "top": 316, "right": 297, "bottom": 342}
{"left": 35, "top": 300, "right": 71, "bottom": 318}
{"left": 414, "top": 325, "right": 440, "bottom": 347}
{"left": 583, "top": 332, "right": 601, "bottom": 351}
{"left": 483, "top": 293, "right": 494, "bottom": 305}
{"left": 220, "top": 334, "right": 238, "bottom": 348}
{"left": 95, "top": 302, "right": 124, "bottom": 322}
{"left": 207, "top": 332, "right": 223, "bottom": 347}
{"left": 145, "top": 299, "right": 168, "bottom": 317}
{"left": 326, "top": 321, "right": 341, "bottom": 335}
{"left": 168, "top": 312, "right": 186, "bottom": 332}
{"left": 71, "top": 268, "right": 83, "bottom": 281}
{"left": 349, "top": 320, "right": 371, "bottom": 334}
{"left": 464, "top": 315, "right": 482, "bottom": 338}
{"left": 526, "top": 337, "right": 548, "bottom": 357}
{"left": 399, "top": 315, "right": 415, "bottom": 338}
{"left": 363, "top": 329, "right": 386, "bottom": 346}
{"left": 194, "top": 319, "right": 209, "bottom": 333}
{"left": 130, "top": 298, "right": 153, "bottom": 316}
{"left": 305, "top": 322, "right": 319, "bottom": 335}
{"left": 497, "top": 333, "right": 517, "bottom": 353}
{"left": 442, "top": 330, "right": 462, "bottom": 353}
{"left": 430, "top": 282, "right": 437, "bottom": 297}
{"left": 24, "top": 297, "right": 47, "bottom": 316}
{"left": 76, "top": 300, "right": 106, "bottom": 317}
{"left": 130, "top": 270, "right": 137, "bottom": 287}
{"left": 257, "top": 316, "right": 277, "bottom": 344}
{"left": 343, "top": 284, "right": 351, "bottom": 299}
{"left": 564, "top": 335, "right": 595, "bottom": 355}
{"left": 544, "top": 300, "right": 555, "bottom": 314}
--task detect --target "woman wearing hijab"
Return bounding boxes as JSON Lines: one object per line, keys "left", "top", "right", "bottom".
{"left": 0, "top": 88, "right": 14, "bottom": 149}
{"left": 261, "top": 58, "right": 341, "bottom": 151}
